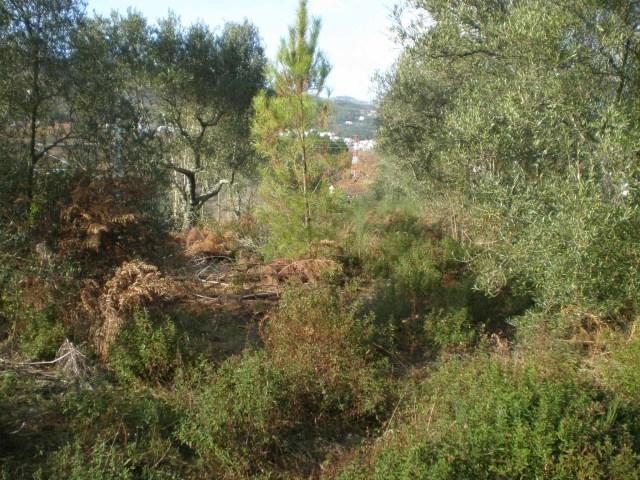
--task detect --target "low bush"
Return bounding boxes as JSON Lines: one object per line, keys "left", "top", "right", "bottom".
{"left": 18, "top": 306, "right": 67, "bottom": 360}
{"left": 175, "top": 286, "right": 395, "bottom": 478}
{"left": 424, "top": 307, "right": 476, "bottom": 351}
{"left": 598, "top": 324, "right": 640, "bottom": 408}
{"left": 338, "top": 352, "right": 640, "bottom": 480}
{"left": 174, "top": 353, "right": 289, "bottom": 477}
{"left": 264, "top": 285, "right": 392, "bottom": 423}
{"left": 109, "top": 309, "right": 180, "bottom": 385}
{"left": 46, "top": 385, "right": 181, "bottom": 480}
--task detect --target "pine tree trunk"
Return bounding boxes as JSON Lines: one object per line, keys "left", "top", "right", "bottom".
{"left": 302, "top": 140, "right": 311, "bottom": 230}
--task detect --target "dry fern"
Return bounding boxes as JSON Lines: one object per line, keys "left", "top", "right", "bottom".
{"left": 58, "top": 177, "right": 153, "bottom": 257}
{"left": 94, "top": 260, "right": 177, "bottom": 360}
{"left": 183, "top": 227, "right": 237, "bottom": 258}
{"left": 277, "top": 259, "right": 342, "bottom": 284}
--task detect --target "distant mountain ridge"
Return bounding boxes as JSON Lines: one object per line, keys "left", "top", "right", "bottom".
{"left": 331, "top": 96, "right": 373, "bottom": 106}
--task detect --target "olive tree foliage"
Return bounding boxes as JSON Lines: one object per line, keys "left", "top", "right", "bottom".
{"left": 69, "top": 12, "right": 162, "bottom": 178}
{"left": 380, "top": 0, "right": 640, "bottom": 315}
{"left": 0, "top": 1, "right": 188, "bottom": 264}
{"left": 0, "top": 2, "right": 166, "bottom": 220}
{"left": 150, "top": 16, "right": 266, "bottom": 227}
{"left": 0, "top": 0, "right": 84, "bottom": 202}
{"left": 252, "top": 0, "right": 331, "bottom": 234}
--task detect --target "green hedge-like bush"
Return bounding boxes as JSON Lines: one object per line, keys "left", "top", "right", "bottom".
{"left": 174, "top": 353, "right": 289, "bottom": 477}
{"left": 109, "top": 309, "right": 179, "bottom": 384}
{"left": 18, "top": 305, "right": 67, "bottom": 360}
{"left": 339, "top": 353, "right": 640, "bottom": 480}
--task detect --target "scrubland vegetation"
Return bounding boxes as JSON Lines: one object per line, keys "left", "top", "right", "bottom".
{"left": 2, "top": 0, "right": 640, "bottom": 478}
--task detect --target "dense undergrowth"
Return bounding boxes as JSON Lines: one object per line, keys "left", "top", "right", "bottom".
{"left": 3, "top": 0, "right": 640, "bottom": 478}
{"left": 3, "top": 182, "right": 639, "bottom": 478}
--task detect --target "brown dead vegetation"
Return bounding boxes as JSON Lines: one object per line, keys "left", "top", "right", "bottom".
{"left": 560, "top": 305, "right": 612, "bottom": 353}
{"left": 93, "top": 260, "right": 179, "bottom": 361}
{"left": 58, "top": 177, "right": 159, "bottom": 259}
{"left": 278, "top": 258, "right": 342, "bottom": 283}
{"left": 197, "top": 257, "right": 342, "bottom": 294}
{"left": 309, "top": 239, "right": 345, "bottom": 258}
{"left": 182, "top": 228, "right": 237, "bottom": 258}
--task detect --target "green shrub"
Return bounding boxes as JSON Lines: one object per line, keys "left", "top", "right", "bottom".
{"left": 599, "top": 327, "right": 640, "bottom": 408}
{"left": 362, "top": 217, "right": 487, "bottom": 359}
{"left": 109, "top": 309, "right": 179, "bottom": 384}
{"left": 19, "top": 305, "right": 67, "bottom": 360}
{"left": 0, "top": 371, "right": 17, "bottom": 397}
{"left": 46, "top": 384, "right": 181, "bottom": 480}
{"left": 47, "top": 437, "right": 181, "bottom": 480}
{"left": 339, "top": 353, "right": 640, "bottom": 480}
{"left": 175, "top": 286, "right": 394, "bottom": 478}
{"left": 265, "top": 285, "right": 392, "bottom": 423}
{"left": 424, "top": 307, "right": 476, "bottom": 351}
{"left": 48, "top": 440, "right": 137, "bottom": 480}
{"left": 174, "top": 353, "right": 288, "bottom": 477}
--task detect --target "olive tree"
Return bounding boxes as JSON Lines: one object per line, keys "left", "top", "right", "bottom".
{"left": 379, "top": 0, "right": 640, "bottom": 314}
{"left": 0, "top": 0, "right": 84, "bottom": 202}
{"left": 151, "top": 16, "right": 266, "bottom": 227}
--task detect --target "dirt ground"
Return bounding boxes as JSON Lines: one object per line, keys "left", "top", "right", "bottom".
{"left": 335, "top": 152, "right": 378, "bottom": 198}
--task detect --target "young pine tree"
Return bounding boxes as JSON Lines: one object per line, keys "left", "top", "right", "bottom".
{"left": 253, "top": 0, "right": 338, "bottom": 257}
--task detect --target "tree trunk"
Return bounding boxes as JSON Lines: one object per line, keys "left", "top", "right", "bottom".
{"left": 186, "top": 201, "right": 201, "bottom": 229}
{"left": 27, "top": 102, "right": 39, "bottom": 202}
{"left": 301, "top": 139, "right": 311, "bottom": 230}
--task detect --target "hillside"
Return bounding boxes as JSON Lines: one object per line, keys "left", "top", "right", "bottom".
{"left": 327, "top": 96, "right": 378, "bottom": 139}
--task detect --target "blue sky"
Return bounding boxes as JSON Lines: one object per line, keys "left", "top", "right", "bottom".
{"left": 86, "top": 0, "right": 402, "bottom": 102}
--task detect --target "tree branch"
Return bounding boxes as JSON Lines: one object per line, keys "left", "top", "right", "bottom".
{"left": 34, "top": 130, "right": 75, "bottom": 162}
{"left": 194, "top": 170, "right": 236, "bottom": 205}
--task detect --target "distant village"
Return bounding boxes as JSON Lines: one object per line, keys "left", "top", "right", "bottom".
{"left": 319, "top": 107, "right": 378, "bottom": 152}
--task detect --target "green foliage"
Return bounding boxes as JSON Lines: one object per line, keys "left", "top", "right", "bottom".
{"left": 599, "top": 327, "right": 640, "bottom": 407}
{"left": 0, "top": 0, "right": 84, "bottom": 201}
{"left": 0, "top": 365, "right": 184, "bottom": 478}
{"left": 351, "top": 206, "right": 499, "bottom": 358}
{"left": 174, "top": 353, "right": 288, "bottom": 476}
{"left": 49, "top": 440, "right": 144, "bottom": 480}
{"left": 152, "top": 17, "right": 266, "bottom": 225}
{"left": 1, "top": 281, "right": 69, "bottom": 360}
{"left": 19, "top": 306, "right": 67, "bottom": 360}
{"left": 109, "top": 309, "right": 179, "bottom": 384}
{"left": 175, "top": 286, "right": 394, "bottom": 477}
{"left": 473, "top": 176, "right": 640, "bottom": 315}
{"left": 0, "top": 371, "right": 17, "bottom": 398}
{"left": 256, "top": 175, "right": 350, "bottom": 259}
{"left": 380, "top": 0, "right": 640, "bottom": 320}
{"left": 340, "top": 353, "right": 640, "bottom": 480}
{"left": 272, "top": 0, "right": 331, "bottom": 98}
{"left": 252, "top": 0, "right": 332, "bottom": 242}
{"left": 50, "top": 385, "right": 181, "bottom": 480}
{"left": 424, "top": 307, "right": 476, "bottom": 350}
{"left": 5, "top": 0, "right": 640, "bottom": 478}
{"left": 266, "top": 285, "right": 392, "bottom": 421}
